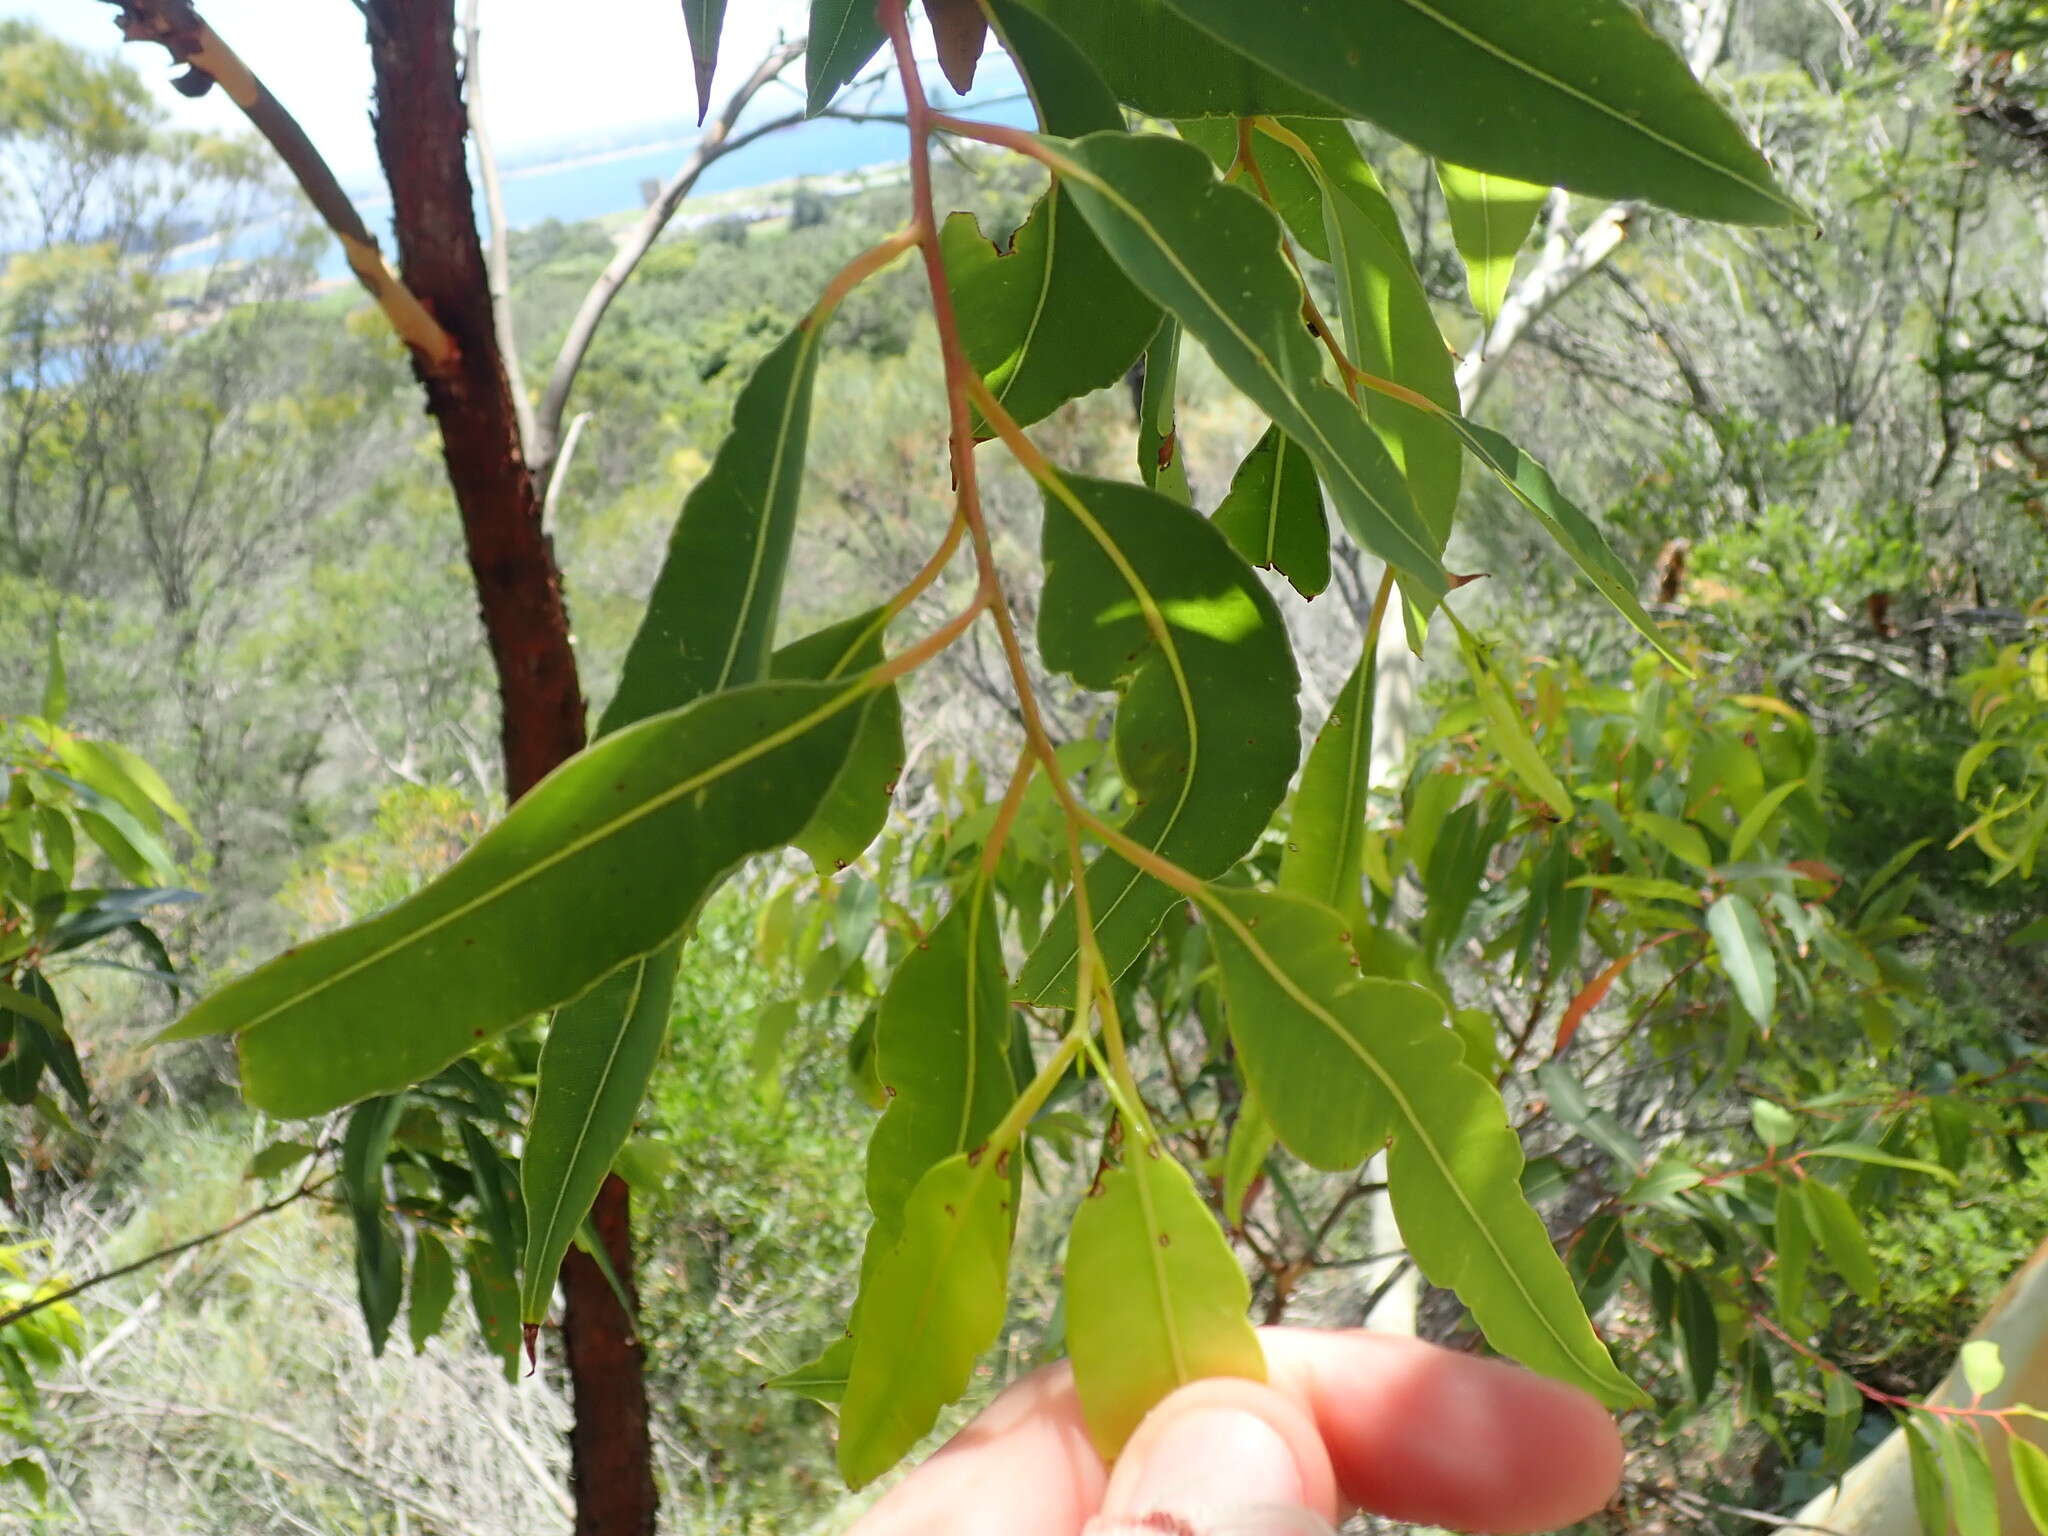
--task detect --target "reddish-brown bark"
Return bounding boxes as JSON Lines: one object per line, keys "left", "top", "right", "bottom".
{"left": 361, "top": 7, "right": 654, "bottom": 1534}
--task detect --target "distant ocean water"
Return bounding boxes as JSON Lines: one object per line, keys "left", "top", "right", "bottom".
{"left": 299, "top": 93, "right": 1038, "bottom": 280}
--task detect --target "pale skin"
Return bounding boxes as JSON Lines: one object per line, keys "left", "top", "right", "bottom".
{"left": 847, "top": 1328, "right": 1624, "bottom": 1536}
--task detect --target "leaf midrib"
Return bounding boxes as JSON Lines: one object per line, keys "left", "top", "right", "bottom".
{"left": 1132, "top": 1154, "right": 1191, "bottom": 1385}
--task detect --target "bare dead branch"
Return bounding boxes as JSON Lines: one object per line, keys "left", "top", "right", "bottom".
{"left": 101, "top": 0, "right": 458, "bottom": 373}
{"left": 461, "top": 0, "right": 538, "bottom": 452}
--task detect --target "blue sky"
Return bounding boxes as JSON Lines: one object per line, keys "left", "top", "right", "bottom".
{"left": 15, "top": 0, "right": 861, "bottom": 180}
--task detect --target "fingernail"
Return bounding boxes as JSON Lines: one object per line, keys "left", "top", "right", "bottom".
{"left": 1088, "top": 1406, "right": 1323, "bottom": 1536}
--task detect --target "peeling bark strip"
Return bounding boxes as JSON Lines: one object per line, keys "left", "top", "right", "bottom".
{"left": 102, "top": 0, "right": 458, "bottom": 373}
{"left": 357, "top": 6, "right": 650, "bottom": 1534}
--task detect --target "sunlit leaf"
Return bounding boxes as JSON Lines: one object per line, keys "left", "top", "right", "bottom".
{"left": 1017, "top": 473, "right": 1300, "bottom": 1003}
{"left": 1436, "top": 163, "right": 1547, "bottom": 325}
{"left": 1800, "top": 1177, "right": 1879, "bottom": 1303}
{"left": 765, "top": 1334, "right": 854, "bottom": 1406}
{"left": 1202, "top": 887, "right": 1639, "bottom": 1405}
{"left": 1941, "top": 1417, "right": 1999, "bottom": 1536}
{"left": 1959, "top": 1339, "right": 2004, "bottom": 1398}
{"left": 1154, "top": 0, "right": 1803, "bottom": 224}
{"left": 1901, "top": 1412, "right": 1948, "bottom": 1536}
{"left": 838, "top": 1151, "right": 1015, "bottom": 1487}
{"left": 1707, "top": 892, "right": 1777, "bottom": 1030}
{"left": 1455, "top": 621, "right": 1572, "bottom": 820}
{"left": 2009, "top": 1435, "right": 2048, "bottom": 1533}
{"left": 1065, "top": 1143, "right": 1265, "bottom": 1457}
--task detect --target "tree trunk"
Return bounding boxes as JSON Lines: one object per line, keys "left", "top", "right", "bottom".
{"left": 360, "top": 6, "right": 655, "bottom": 1533}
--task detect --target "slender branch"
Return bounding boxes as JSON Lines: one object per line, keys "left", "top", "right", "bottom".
{"left": 0, "top": 1174, "right": 328, "bottom": 1333}
{"left": 462, "top": 0, "right": 537, "bottom": 452}
{"left": 531, "top": 40, "right": 807, "bottom": 483}
{"left": 103, "top": 0, "right": 457, "bottom": 373}
{"left": 538, "top": 410, "right": 591, "bottom": 535}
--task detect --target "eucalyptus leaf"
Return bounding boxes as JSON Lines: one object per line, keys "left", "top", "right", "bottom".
{"left": 1800, "top": 1177, "right": 1879, "bottom": 1303}
{"left": 1155, "top": 0, "right": 1802, "bottom": 224}
{"left": 166, "top": 679, "right": 866, "bottom": 1116}
{"left": 408, "top": 1230, "right": 455, "bottom": 1353}
{"left": 772, "top": 610, "right": 906, "bottom": 873}
{"left": 680, "top": 0, "right": 727, "bottom": 124}
{"left": 765, "top": 1334, "right": 854, "bottom": 1406}
{"left": 1016, "top": 0, "right": 1338, "bottom": 118}
{"left": 1211, "top": 426, "right": 1329, "bottom": 600}
{"left": 1202, "top": 887, "right": 1639, "bottom": 1406}
{"left": 519, "top": 945, "right": 677, "bottom": 1323}
{"left": 1222, "top": 1094, "right": 1276, "bottom": 1228}
{"left": 1437, "top": 163, "right": 1548, "bottom": 325}
{"left": 1708, "top": 892, "right": 1777, "bottom": 1031}
{"left": 1280, "top": 640, "right": 1375, "bottom": 933}
{"left": 1050, "top": 131, "right": 1447, "bottom": 602}
{"left": 1065, "top": 1144, "right": 1266, "bottom": 1457}
{"left": 1017, "top": 473, "right": 1300, "bottom": 1003}
{"left": 807, "top": 0, "right": 884, "bottom": 115}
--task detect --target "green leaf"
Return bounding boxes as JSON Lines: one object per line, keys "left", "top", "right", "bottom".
{"left": 1137, "top": 318, "right": 1191, "bottom": 503}
{"left": 1901, "top": 1412, "right": 1947, "bottom": 1536}
{"left": 1799, "top": 1142, "right": 1957, "bottom": 1183}
{"left": 749, "top": 996, "right": 799, "bottom": 1100}
{"left": 1750, "top": 1097, "right": 1797, "bottom": 1149}
{"left": 1675, "top": 1268, "right": 1718, "bottom": 1403}
{"left": 1455, "top": 621, "right": 1572, "bottom": 820}
{"left": 2009, "top": 1436, "right": 2048, "bottom": 1533}
{"left": 518, "top": 945, "right": 677, "bottom": 1324}
{"left": 1222, "top": 1093, "right": 1276, "bottom": 1228}
{"left": 771, "top": 610, "right": 905, "bottom": 872}
{"left": 681, "top": 0, "right": 727, "bottom": 123}
{"left": 600, "top": 319, "right": 828, "bottom": 734}
{"left": 465, "top": 1239, "right": 522, "bottom": 1382}
{"left": 244, "top": 1139, "right": 317, "bottom": 1181}
{"left": 341, "top": 1096, "right": 406, "bottom": 1355}
{"left": 407, "top": 1230, "right": 455, "bottom": 1352}
{"left": 1211, "top": 425, "right": 1329, "bottom": 599}
{"left": 1707, "top": 893, "right": 1777, "bottom": 1031}
{"left": 460, "top": 1118, "right": 526, "bottom": 1260}
{"left": 1065, "top": 1143, "right": 1266, "bottom": 1457}
{"left": 1941, "top": 1417, "right": 2000, "bottom": 1536}
{"left": 1283, "top": 120, "right": 1462, "bottom": 550}
{"left": 945, "top": 2, "right": 1160, "bottom": 435}
{"left": 1773, "top": 1176, "right": 1813, "bottom": 1335}
{"left": 866, "top": 878, "right": 1016, "bottom": 1228}
{"left": 1203, "top": 887, "right": 1638, "bottom": 1406}
{"left": 807, "top": 0, "right": 884, "bottom": 115}
{"left": 1016, "top": 0, "right": 1337, "bottom": 117}
{"left": 1050, "top": 131, "right": 1447, "bottom": 603}
{"left": 166, "top": 677, "right": 866, "bottom": 1116}
{"left": 1017, "top": 473, "right": 1300, "bottom": 1004}
{"left": 1959, "top": 1339, "right": 2004, "bottom": 1398}
{"left": 0, "top": 1455, "right": 46, "bottom": 1502}
{"left": 1154, "top": 0, "right": 1802, "bottom": 224}
{"left": 1566, "top": 872, "right": 1703, "bottom": 908}
{"left": 1800, "top": 1177, "right": 1879, "bottom": 1303}
{"left": 2010, "top": 913, "right": 2048, "bottom": 946}
{"left": 1438, "top": 419, "right": 1682, "bottom": 666}
{"left": 1821, "top": 1368, "right": 1862, "bottom": 1475}
{"left": 1726, "top": 777, "right": 1805, "bottom": 862}
{"left": 1280, "top": 640, "right": 1375, "bottom": 933}
{"left": 1436, "top": 163, "right": 1547, "bottom": 325}
{"left": 838, "top": 1151, "right": 1015, "bottom": 1487}
{"left": 765, "top": 1335, "right": 854, "bottom": 1406}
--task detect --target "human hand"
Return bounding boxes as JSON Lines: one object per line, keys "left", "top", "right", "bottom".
{"left": 846, "top": 1327, "right": 1623, "bottom": 1536}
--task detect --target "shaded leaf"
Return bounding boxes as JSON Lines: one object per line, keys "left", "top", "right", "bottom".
{"left": 1050, "top": 131, "right": 1448, "bottom": 602}
{"left": 466, "top": 1239, "right": 522, "bottom": 1382}
{"left": 1017, "top": 473, "right": 1300, "bottom": 1003}
{"left": 1137, "top": 319, "right": 1191, "bottom": 503}
{"left": 408, "top": 1230, "right": 455, "bottom": 1352}
{"left": 1455, "top": 621, "right": 1572, "bottom": 819}
{"left": 1901, "top": 1412, "right": 1947, "bottom": 1536}
{"left": 1280, "top": 640, "right": 1375, "bottom": 932}
{"left": 168, "top": 677, "right": 866, "bottom": 1116}
{"left": 1800, "top": 1177, "right": 1878, "bottom": 1303}
{"left": 1203, "top": 887, "right": 1638, "bottom": 1405}
{"left": 867, "top": 878, "right": 1015, "bottom": 1228}
{"left": 1676, "top": 1268, "right": 1719, "bottom": 1402}
{"left": 765, "top": 1334, "right": 853, "bottom": 1406}
{"left": 771, "top": 610, "right": 905, "bottom": 872}
{"left": 807, "top": 0, "right": 884, "bottom": 115}
{"left": 681, "top": 0, "right": 727, "bottom": 124}
{"left": 1801, "top": 1142, "right": 1956, "bottom": 1183}
{"left": 1222, "top": 1093, "right": 1276, "bottom": 1228}
{"left": 341, "top": 1096, "right": 406, "bottom": 1355}
{"left": 1065, "top": 1144, "right": 1265, "bottom": 1457}
{"left": 1821, "top": 1368, "right": 1862, "bottom": 1474}
{"left": 1436, "top": 163, "right": 1547, "bottom": 325}
{"left": 1155, "top": 0, "right": 1802, "bottom": 223}
{"left": 1017, "top": 0, "right": 1336, "bottom": 117}
{"left": 1212, "top": 425, "right": 1329, "bottom": 599}
{"left": 1773, "top": 1174, "right": 1813, "bottom": 1335}
{"left": 519, "top": 945, "right": 678, "bottom": 1323}
{"left": 1940, "top": 1417, "right": 1999, "bottom": 1536}
{"left": 928, "top": 0, "right": 987, "bottom": 92}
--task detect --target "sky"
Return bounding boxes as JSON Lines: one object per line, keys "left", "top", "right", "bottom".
{"left": 14, "top": 0, "right": 880, "bottom": 182}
